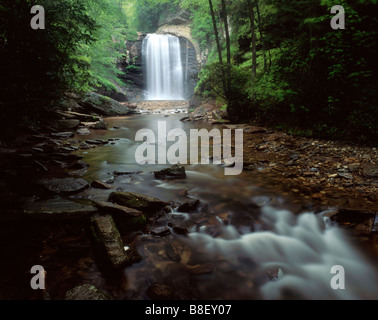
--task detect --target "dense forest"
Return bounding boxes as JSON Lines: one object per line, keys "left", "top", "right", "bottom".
{"left": 1, "top": 0, "right": 377, "bottom": 143}
{"left": 1, "top": 0, "right": 378, "bottom": 302}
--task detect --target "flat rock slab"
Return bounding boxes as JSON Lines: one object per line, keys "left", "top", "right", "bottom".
{"left": 93, "top": 200, "right": 143, "bottom": 218}
{"left": 79, "top": 92, "right": 133, "bottom": 117}
{"left": 65, "top": 284, "right": 112, "bottom": 300}
{"left": 37, "top": 178, "right": 89, "bottom": 195}
{"left": 51, "top": 132, "right": 75, "bottom": 139}
{"left": 24, "top": 199, "right": 98, "bottom": 220}
{"left": 91, "top": 214, "right": 142, "bottom": 269}
{"left": 86, "top": 139, "right": 107, "bottom": 145}
{"left": 108, "top": 191, "right": 169, "bottom": 215}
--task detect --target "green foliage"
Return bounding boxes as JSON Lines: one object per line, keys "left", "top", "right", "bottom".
{"left": 196, "top": 62, "right": 250, "bottom": 121}
{"left": 186, "top": 0, "right": 378, "bottom": 143}
{"left": 0, "top": 0, "right": 132, "bottom": 131}
{"left": 0, "top": 0, "right": 97, "bottom": 127}
{"left": 1, "top": 0, "right": 377, "bottom": 144}
{"left": 128, "top": 0, "right": 182, "bottom": 33}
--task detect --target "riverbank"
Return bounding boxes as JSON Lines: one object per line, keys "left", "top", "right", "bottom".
{"left": 185, "top": 100, "right": 378, "bottom": 212}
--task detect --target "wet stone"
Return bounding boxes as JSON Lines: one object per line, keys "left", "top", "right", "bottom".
{"left": 108, "top": 191, "right": 169, "bottom": 215}
{"left": 151, "top": 226, "right": 171, "bottom": 237}
{"left": 168, "top": 223, "right": 188, "bottom": 236}
{"left": 24, "top": 199, "right": 98, "bottom": 221}
{"left": 93, "top": 200, "right": 143, "bottom": 218}
{"left": 91, "top": 180, "right": 114, "bottom": 190}
{"left": 177, "top": 199, "right": 208, "bottom": 213}
{"left": 86, "top": 139, "right": 107, "bottom": 145}
{"left": 154, "top": 165, "right": 186, "bottom": 179}
{"left": 328, "top": 209, "right": 376, "bottom": 236}
{"left": 37, "top": 177, "right": 89, "bottom": 195}
{"left": 91, "top": 213, "right": 142, "bottom": 269}
{"left": 338, "top": 173, "right": 353, "bottom": 180}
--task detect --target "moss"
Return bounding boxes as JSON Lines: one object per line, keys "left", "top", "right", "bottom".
{"left": 108, "top": 192, "right": 168, "bottom": 214}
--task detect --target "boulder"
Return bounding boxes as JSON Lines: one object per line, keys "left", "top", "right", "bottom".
{"left": 177, "top": 199, "right": 208, "bottom": 213}
{"left": 24, "top": 199, "right": 98, "bottom": 221}
{"left": 154, "top": 165, "right": 186, "bottom": 179}
{"left": 91, "top": 120, "right": 108, "bottom": 130}
{"left": 37, "top": 177, "right": 89, "bottom": 195}
{"left": 108, "top": 191, "right": 169, "bottom": 215}
{"left": 328, "top": 209, "right": 376, "bottom": 236}
{"left": 51, "top": 119, "right": 81, "bottom": 131}
{"left": 93, "top": 200, "right": 147, "bottom": 233}
{"left": 79, "top": 92, "right": 133, "bottom": 117}
{"left": 91, "top": 213, "right": 142, "bottom": 269}
{"left": 65, "top": 284, "right": 112, "bottom": 300}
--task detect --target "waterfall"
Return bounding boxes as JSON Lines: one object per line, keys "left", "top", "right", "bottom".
{"left": 142, "top": 34, "right": 185, "bottom": 101}
{"left": 185, "top": 39, "right": 189, "bottom": 88}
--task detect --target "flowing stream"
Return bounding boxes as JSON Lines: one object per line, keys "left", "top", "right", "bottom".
{"left": 73, "top": 113, "right": 378, "bottom": 300}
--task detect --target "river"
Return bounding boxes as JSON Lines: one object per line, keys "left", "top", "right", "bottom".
{"left": 66, "top": 112, "right": 378, "bottom": 300}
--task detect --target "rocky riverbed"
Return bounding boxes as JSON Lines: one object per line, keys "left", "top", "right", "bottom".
{"left": 0, "top": 96, "right": 377, "bottom": 300}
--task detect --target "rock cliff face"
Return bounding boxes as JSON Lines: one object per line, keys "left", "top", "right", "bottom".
{"left": 120, "top": 27, "right": 200, "bottom": 101}
{"left": 178, "top": 36, "right": 199, "bottom": 100}
{"left": 120, "top": 32, "right": 146, "bottom": 101}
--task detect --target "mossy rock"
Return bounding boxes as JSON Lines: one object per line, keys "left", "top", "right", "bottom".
{"left": 79, "top": 92, "right": 132, "bottom": 116}
{"left": 108, "top": 192, "right": 169, "bottom": 215}
{"left": 91, "top": 214, "right": 142, "bottom": 269}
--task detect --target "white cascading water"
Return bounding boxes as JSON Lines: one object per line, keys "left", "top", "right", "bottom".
{"left": 142, "top": 34, "right": 185, "bottom": 100}
{"left": 187, "top": 207, "right": 378, "bottom": 300}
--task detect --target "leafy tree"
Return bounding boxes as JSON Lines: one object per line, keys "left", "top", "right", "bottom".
{"left": 0, "top": 0, "right": 132, "bottom": 134}
{"left": 0, "top": 0, "right": 97, "bottom": 130}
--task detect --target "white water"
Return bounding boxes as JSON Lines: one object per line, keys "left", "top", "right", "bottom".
{"left": 142, "top": 34, "right": 185, "bottom": 100}
{"left": 188, "top": 207, "right": 378, "bottom": 300}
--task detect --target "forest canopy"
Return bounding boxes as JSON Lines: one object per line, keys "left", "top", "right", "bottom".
{"left": 0, "top": 0, "right": 377, "bottom": 143}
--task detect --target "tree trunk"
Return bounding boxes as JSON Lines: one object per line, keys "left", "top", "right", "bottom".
{"left": 247, "top": 0, "right": 257, "bottom": 80}
{"left": 208, "top": 0, "right": 228, "bottom": 101}
{"left": 221, "top": 0, "right": 231, "bottom": 66}
{"left": 254, "top": 0, "right": 266, "bottom": 73}
{"left": 208, "top": 0, "right": 223, "bottom": 66}
{"left": 220, "top": 0, "right": 231, "bottom": 101}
